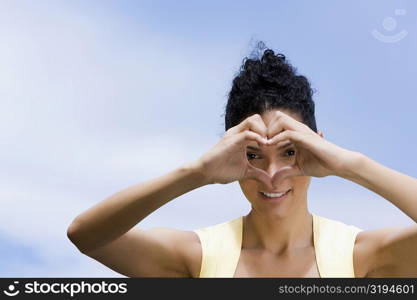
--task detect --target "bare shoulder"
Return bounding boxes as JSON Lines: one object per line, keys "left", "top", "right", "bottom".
{"left": 353, "top": 226, "right": 403, "bottom": 277}
{"left": 172, "top": 229, "right": 202, "bottom": 278}
{"left": 184, "top": 231, "right": 203, "bottom": 278}
{"left": 143, "top": 227, "right": 202, "bottom": 277}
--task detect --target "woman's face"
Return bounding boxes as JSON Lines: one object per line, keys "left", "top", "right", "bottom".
{"left": 238, "top": 109, "right": 313, "bottom": 217}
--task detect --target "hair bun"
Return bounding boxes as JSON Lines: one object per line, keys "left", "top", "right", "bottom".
{"left": 224, "top": 40, "right": 317, "bottom": 133}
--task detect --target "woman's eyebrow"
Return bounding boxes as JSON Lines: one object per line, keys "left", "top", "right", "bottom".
{"left": 246, "top": 141, "right": 293, "bottom": 151}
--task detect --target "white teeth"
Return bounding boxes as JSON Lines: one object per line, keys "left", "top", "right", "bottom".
{"left": 261, "top": 191, "right": 288, "bottom": 198}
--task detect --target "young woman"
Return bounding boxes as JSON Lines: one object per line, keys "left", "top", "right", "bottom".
{"left": 67, "top": 43, "right": 417, "bottom": 278}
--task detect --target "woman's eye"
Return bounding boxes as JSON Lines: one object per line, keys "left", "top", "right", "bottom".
{"left": 284, "top": 149, "right": 296, "bottom": 157}
{"left": 247, "top": 153, "right": 259, "bottom": 160}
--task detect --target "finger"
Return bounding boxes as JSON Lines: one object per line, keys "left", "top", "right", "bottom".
{"left": 266, "top": 114, "right": 294, "bottom": 139}
{"left": 271, "top": 164, "right": 304, "bottom": 188}
{"left": 244, "top": 163, "right": 273, "bottom": 190}
{"left": 235, "top": 130, "right": 269, "bottom": 147}
{"left": 269, "top": 130, "right": 326, "bottom": 169}
{"left": 267, "top": 130, "right": 306, "bottom": 147}
{"left": 227, "top": 114, "right": 268, "bottom": 139}
{"left": 267, "top": 110, "right": 311, "bottom": 139}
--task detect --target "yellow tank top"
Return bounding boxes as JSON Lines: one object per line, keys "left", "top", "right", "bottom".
{"left": 192, "top": 213, "right": 363, "bottom": 277}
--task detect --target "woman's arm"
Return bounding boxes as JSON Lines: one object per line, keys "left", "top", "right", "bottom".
{"left": 67, "top": 113, "right": 271, "bottom": 253}
{"left": 260, "top": 110, "right": 417, "bottom": 277}
{"left": 341, "top": 153, "right": 417, "bottom": 222}
{"left": 67, "top": 114, "right": 272, "bottom": 277}
{"left": 67, "top": 160, "right": 207, "bottom": 253}
{"left": 340, "top": 153, "right": 417, "bottom": 277}
{"left": 66, "top": 161, "right": 208, "bottom": 277}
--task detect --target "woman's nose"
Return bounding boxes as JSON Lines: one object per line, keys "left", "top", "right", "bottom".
{"left": 264, "top": 161, "right": 289, "bottom": 177}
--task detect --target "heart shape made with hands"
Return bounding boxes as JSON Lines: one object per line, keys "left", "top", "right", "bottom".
{"left": 237, "top": 110, "right": 324, "bottom": 189}
{"left": 245, "top": 151, "right": 303, "bottom": 190}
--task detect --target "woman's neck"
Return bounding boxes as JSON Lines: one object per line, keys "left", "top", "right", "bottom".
{"left": 243, "top": 208, "right": 313, "bottom": 254}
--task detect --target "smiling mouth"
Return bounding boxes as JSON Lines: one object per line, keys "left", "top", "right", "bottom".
{"left": 260, "top": 188, "right": 291, "bottom": 196}
{"left": 259, "top": 189, "right": 292, "bottom": 199}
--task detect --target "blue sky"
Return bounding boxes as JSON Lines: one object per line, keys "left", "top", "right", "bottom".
{"left": 1, "top": 0, "right": 416, "bottom": 276}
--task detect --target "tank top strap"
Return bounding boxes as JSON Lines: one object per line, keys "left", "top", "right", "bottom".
{"left": 193, "top": 214, "right": 362, "bottom": 277}
{"left": 312, "top": 213, "right": 363, "bottom": 277}
{"left": 193, "top": 216, "right": 243, "bottom": 277}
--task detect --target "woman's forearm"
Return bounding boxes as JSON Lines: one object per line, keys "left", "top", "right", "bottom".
{"left": 340, "top": 152, "right": 417, "bottom": 223}
{"left": 67, "top": 160, "right": 208, "bottom": 253}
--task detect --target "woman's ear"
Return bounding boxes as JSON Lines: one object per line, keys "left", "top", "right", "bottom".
{"left": 318, "top": 130, "right": 324, "bottom": 138}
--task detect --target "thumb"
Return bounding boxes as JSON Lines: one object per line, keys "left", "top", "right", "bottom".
{"left": 271, "top": 164, "right": 303, "bottom": 188}
{"left": 244, "top": 164, "right": 273, "bottom": 190}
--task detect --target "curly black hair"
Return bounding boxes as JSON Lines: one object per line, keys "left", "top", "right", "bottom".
{"left": 224, "top": 41, "right": 317, "bottom": 133}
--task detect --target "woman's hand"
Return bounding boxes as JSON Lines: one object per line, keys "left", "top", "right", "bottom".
{"left": 265, "top": 110, "right": 360, "bottom": 186}
{"left": 195, "top": 114, "right": 276, "bottom": 188}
